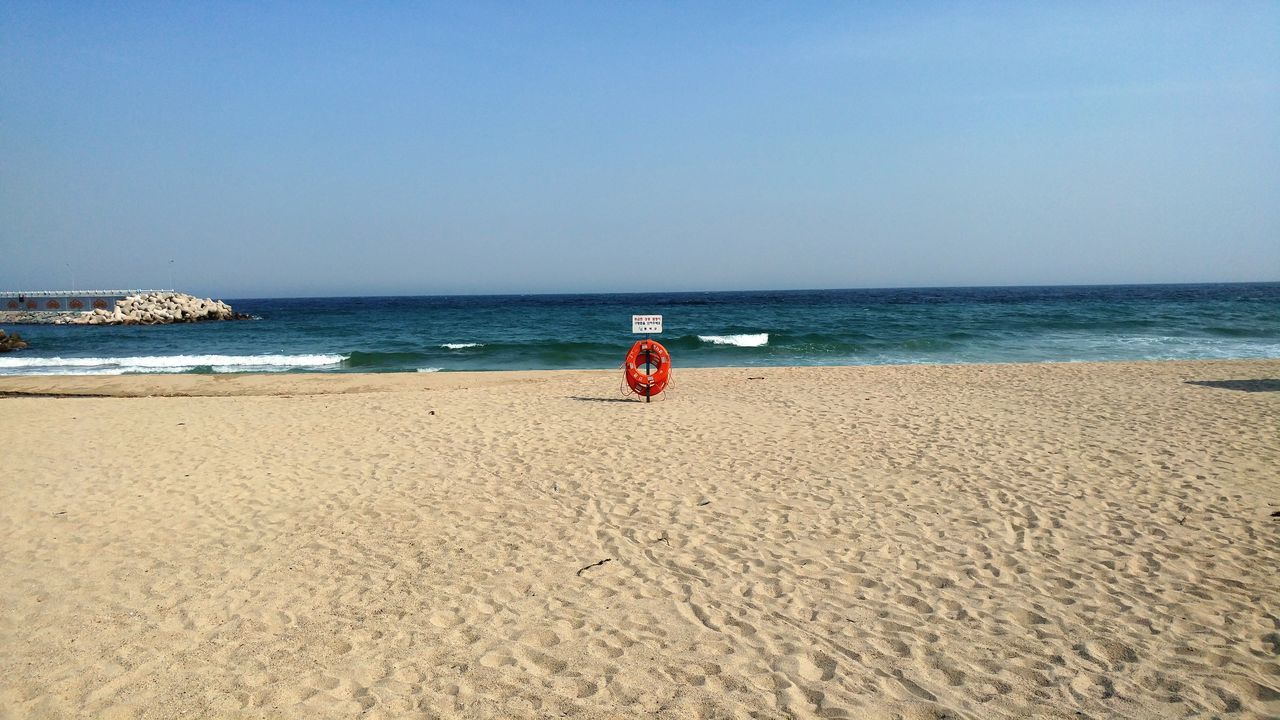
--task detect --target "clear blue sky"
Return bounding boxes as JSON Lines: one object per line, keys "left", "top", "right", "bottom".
{"left": 2, "top": 2, "right": 1277, "bottom": 297}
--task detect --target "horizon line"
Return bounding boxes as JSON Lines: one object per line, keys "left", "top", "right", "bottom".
{"left": 214, "top": 279, "right": 1280, "bottom": 301}
{"left": 4, "top": 279, "right": 1277, "bottom": 302}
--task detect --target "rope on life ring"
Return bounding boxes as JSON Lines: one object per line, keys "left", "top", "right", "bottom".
{"left": 623, "top": 339, "right": 671, "bottom": 398}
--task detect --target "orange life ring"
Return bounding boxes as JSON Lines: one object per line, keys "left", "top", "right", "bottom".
{"left": 624, "top": 339, "right": 671, "bottom": 397}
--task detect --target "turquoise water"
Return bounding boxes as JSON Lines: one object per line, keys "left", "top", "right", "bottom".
{"left": 2, "top": 284, "right": 1278, "bottom": 375}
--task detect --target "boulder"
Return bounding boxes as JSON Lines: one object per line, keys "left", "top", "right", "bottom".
{"left": 61, "top": 292, "right": 247, "bottom": 326}
{"left": 0, "top": 329, "right": 28, "bottom": 352}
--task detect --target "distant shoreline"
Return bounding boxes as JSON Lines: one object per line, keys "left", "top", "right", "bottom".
{"left": 0, "top": 310, "right": 90, "bottom": 325}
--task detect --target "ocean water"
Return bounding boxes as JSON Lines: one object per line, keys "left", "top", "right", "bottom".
{"left": 2, "top": 284, "right": 1278, "bottom": 376}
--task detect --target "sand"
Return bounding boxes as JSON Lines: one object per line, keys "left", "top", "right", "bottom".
{"left": 1, "top": 360, "right": 1278, "bottom": 719}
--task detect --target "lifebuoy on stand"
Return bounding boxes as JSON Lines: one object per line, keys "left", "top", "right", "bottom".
{"left": 624, "top": 339, "right": 671, "bottom": 402}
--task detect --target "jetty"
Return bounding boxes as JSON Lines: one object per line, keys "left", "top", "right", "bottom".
{"left": 1, "top": 289, "right": 152, "bottom": 313}
{"left": 0, "top": 290, "right": 245, "bottom": 325}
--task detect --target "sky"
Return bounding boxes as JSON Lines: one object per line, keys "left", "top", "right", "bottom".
{"left": 2, "top": 2, "right": 1278, "bottom": 298}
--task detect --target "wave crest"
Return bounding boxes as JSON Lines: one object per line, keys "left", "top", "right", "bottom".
{"left": 698, "top": 333, "right": 769, "bottom": 347}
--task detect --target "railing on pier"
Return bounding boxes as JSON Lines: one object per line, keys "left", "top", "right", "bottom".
{"left": 0, "top": 289, "right": 166, "bottom": 313}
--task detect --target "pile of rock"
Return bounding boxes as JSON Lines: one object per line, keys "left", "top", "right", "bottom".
{"left": 57, "top": 292, "right": 248, "bottom": 326}
{"left": 0, "top": 329, "right": 28, "bottom": 352}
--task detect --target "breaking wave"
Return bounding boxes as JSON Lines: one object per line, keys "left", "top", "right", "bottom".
{"left": 698, "top": 333, "right": 769, "bottom": 347}
{"left": 0, "top": 353, "right": 347, "bottom": 376}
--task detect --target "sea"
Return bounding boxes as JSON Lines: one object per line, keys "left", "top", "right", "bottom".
{"left": 2, "top": 284, "right": 1278, "bottom": 376}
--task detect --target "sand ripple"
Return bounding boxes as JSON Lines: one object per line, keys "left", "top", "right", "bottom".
{"left": 1, "top": 360, "right": 1278, "bottom": 718}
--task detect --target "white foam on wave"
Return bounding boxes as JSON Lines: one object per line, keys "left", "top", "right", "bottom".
{"left": 0, "top": 353, "right": 347, "bottom": 376}
{"left": 441, "top": 343, "right": 483, "bottom": 350}
{"left": 698, "top": 333, "right": 769, "bottom": 347}
{"left": 416, "top": 367, "right": 442, "bottom": 373}
{"left": 1040, "top": 335, "right": 1280, "bottom": 362}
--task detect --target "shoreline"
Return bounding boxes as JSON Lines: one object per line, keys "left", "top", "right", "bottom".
{"left": 3, "top": 359, "right": 1277, "bottom": 717}
{"left": 1, "top": 357, "right": 1278, "bottom": 397}
{"left": 0, "top": 310, "right": 91, "bottom": 324}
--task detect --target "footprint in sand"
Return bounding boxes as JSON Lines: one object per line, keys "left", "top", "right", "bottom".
{"left": 428, "top": 610, "right": 464, "bottom": 628}
{"left": 520, "top": 628, "right": 562, "bottom": 648}
{"left": 479, "top": 652, "right": 516, "bottom": 668}
{"left": 573, "top": 680, "right": 598, "bottom": 698}
{"left": 517, "top": 648, "right": 568, "bottom": 676}
{"left": 795, "top": 651, "right": 837, "bottom": 682}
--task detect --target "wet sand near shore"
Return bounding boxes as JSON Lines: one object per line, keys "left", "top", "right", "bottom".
{"left": 2, "top": 360, "right": 1278, "bottom": 718}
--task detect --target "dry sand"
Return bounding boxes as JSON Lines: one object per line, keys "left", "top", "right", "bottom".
{"left": 1, "top": 360, "right": 1278, "bottom": 719}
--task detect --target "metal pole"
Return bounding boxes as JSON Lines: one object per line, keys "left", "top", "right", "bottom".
{"left": 644, "top": 340, "right": 651, "bottom": 403}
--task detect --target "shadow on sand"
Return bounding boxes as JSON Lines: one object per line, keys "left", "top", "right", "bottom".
{"left": 1185, "top": 379, "right": 1280, "bottom": 393}
{"left": 567, "top": 396, "right": 640, "bottom": 403}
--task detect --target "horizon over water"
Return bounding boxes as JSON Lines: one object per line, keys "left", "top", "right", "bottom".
{"left": 2, "top": 283, "right": 1278, "bottom": 376}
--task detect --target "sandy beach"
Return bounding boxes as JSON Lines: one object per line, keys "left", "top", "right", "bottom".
{"left": 1, "top": 360, "right": 1277, "bottom": 719}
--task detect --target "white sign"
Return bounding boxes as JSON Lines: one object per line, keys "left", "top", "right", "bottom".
{"left": 632, "top": 314, "right": 663, "bottom": 334}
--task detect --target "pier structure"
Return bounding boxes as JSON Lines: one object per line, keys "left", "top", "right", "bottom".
{"left": 0, "top": 290, "right": 167, "bottom": 313}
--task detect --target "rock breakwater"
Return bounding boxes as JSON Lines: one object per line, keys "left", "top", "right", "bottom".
{"left": 0, "top": 329, "right": 29, "bottom": 352}
{"left": 55, "top": 292, "right": 249, "bottom": 326}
